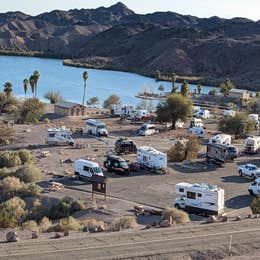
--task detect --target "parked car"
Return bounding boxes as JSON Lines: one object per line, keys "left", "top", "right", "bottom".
{"left": 103, "top": 155, "right": 130, "bottom": 175}
{"left": 237, "top": 164, "right": 260, "bottom": 179}
{"left": 115, "top": 138, "right": 137, "bottom": 155}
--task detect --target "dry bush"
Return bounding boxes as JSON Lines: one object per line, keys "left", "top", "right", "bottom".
{"left": 109, "top": 216, "right": 138, "bottom": 231}
{"left": 20, "top": 183, "right": 42, "bottom": 197}
{"left": 22, "top": 220, "right": 39, "bottom": 232}
{"left": 185, "top": 135, "right": 200, "bottom": 161}
{"left": 28, "top": 199, "right": 48, "bottom": 222}
{"left": 0, "top": 124, "right": 15, "bottom": 146}
{"left": 81, "top": 218, "right": 106, "bottom": 231}
{"left": 0, "top": 197, "right": 27, "bottom": 228}
{"left": 250, "top": 196, "right": 260, "bottom": 214}
{"left": 0, "top": 151, "right": 22, "bottom": 168}
{"left": 44, "top": 90, "right": 63, "bottom": 104}
{"left": 18, "top": 150, "right": 33, "bottom": 164}
{"left": 167, "top": 142, "right": 186, "bottom": 162}
{"left": 0, "top": 167, "right": 17, "bottom": 179}
{"left": 14, "top": 164, "right": 41, "bottom": 183}
{"left": 48, "top": 217, "right": 81, "bottom": 232}
{"left": 39, "top": 217, "right": 52, "bottom": 232}
{"left": 162, "top": 207, "right": 190, "bottom": 224}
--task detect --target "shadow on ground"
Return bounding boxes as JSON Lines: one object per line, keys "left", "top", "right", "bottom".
{"left": 225, "top": 194, "right": 252, "bottom": 209}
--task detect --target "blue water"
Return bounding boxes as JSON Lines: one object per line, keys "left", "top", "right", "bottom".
{"left": 0, "top": 56, "right": 215, "bottom": 106}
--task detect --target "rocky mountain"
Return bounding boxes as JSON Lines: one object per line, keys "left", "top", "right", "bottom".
{"left": 1, "top": 2, "right": 260, "bottom": 89}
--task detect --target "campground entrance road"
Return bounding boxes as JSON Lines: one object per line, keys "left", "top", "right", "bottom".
{"left": 1, "top": 219, "right": 260, "bottom": 260}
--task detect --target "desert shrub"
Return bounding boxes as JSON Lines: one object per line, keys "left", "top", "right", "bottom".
{"left": 0, "top": 151, "right": 22, "bottom": 168}
{"left": 20, "top": 183, "right": 42, "bottom": 197}
{"left": 250, "top": 196, "right": 260, "bottom": 214}
{"left": 167, "top": 142, "right": 186, "bottom": 162}
{"left": 0, "top": 92, "right": 18, "bottom": 113}
{"left": 44, "top": 90, "right": 63, "bottom": 104}
{"left": 20, "top": 98, "right": 45, "bottom": 123}
{"left": 15, "top": 164, "right": 41, "bottom": 183}
{"left": 18, "top": 149, "right": 33, "bottom": 164}
{"left": 22, "top": 220, "right": 39, "bottom": 231}
{"left": 28, "top": 199, "right": 47, "bottom": 222}
{"left": 81, "top": 218, "right": 106, "bottom": 231}
{"left": 0, "top": 167, "right": 17, "bottom": 179}
{"left": 48, "top": 217, "right": 81, "bottom": 232}
{"left": 39, "top": 217, "right": 52, "bottom": 232}
{"left": 162, "top": 207, "right": 190, "bottom": 224}
{"left": 185, "top": 135, "right": 200, "bottom": 161}
{"left": 0, "top": 124, "right": 15, "bottom": 146}
{"left": 71, "top": 199, "right": 85, "bottom": 212}
{"left": 0, "top": 197, "right": 27, "bottom": 228}
{"left": 109, "top": 216, "right": 137, "bottom": 231}
{"left": 43, "top": 118, "right": 50, "bottom": 124}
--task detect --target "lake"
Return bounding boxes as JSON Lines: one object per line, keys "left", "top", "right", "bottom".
{"left": 0, "top": 56, "right": 216, "bottom": 106}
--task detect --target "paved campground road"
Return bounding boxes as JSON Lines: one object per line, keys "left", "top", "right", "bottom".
{"left": 1, "top": 219, "right": 260, "bottom": 260}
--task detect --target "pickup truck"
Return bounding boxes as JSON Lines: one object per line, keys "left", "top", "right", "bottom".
{"left": 237, "top": 164, "right": 260, "bottom": 179}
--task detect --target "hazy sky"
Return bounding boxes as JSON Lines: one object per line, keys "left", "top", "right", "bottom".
{"left": 1, "top": 0, "right": 260, "bottom": 20}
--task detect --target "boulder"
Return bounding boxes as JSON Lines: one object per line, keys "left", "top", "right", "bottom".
{"left": 31, "top": 231, "right": 39, "bottom": 239}
{"left": 83, "top": 226, "right": 89, "bottom": 232}
{"left": 206, "top": 215, "right": 217, "bottom": 224}
{"left": 54, "top": 233, "right": 63, "bottom": 239}
{"left": 235, "top": 216, "right": 242, "bottom": 221}
{"left": 160, "top": 220, "right": 171, "bottom": 228}
{"left": 6, "top": 231, "right": 19, "bottom": 242}
{"left": 64, "top": 230, "right": 69, "bottom": 236}
{"left": 97, "top": 225, "right": 106, "bottom": 232}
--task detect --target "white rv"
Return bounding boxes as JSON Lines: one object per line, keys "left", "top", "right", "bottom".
{"left": 223, "top": 109, "right": 236, "bottom": 117}
{"left": 86, "top": 119, "right": 108, "bottom": 137}
{"left": 138, "top": 123, "right": 158, "bottom": 136}
{"left": 111, "top": 104, "right": 134, "bottom": 117}
{"left": 175, "top": 120, "right": 185, "bottom": 128}
{"left": 137, "top": 146, "right": 167, "bottom": 172}
{"left": 248, "top": 178, "right": 260, "bottom": 196}
{"left": 174, "top": 182, "right": 225, "bottom": 216}
{"left": 75, "top": 159, "right": 104, "bottom": 178}
{"left": 190, "top": 118, "right": 204, "bottom": 128}
{"left": 187, "top": 127, "right": 204, "bottom": 138}
{"left": 194, "top": 109, "right": 211, "bottom": 119}
{"left": 244, "top": 136, "right": 260, "bottom": 154}
{"left": 131, "top": 109, "right": 150, "bottom": 120}
{"left": 46, "top": 128, "right": 74, "bottom": 146}
{"left": 248, "top": 114, "right": 259, "bottom": 122}
{"left": 208, "top": 134, "right": 232, "bottom": 146}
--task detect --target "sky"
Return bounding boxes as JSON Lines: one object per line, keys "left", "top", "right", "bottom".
{"left": 1, "top": 0, "right": 260, "bottom": 21}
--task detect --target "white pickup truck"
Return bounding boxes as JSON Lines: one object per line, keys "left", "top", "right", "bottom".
{"left": 237, "top": 164, "right": 260, "bottom": 179}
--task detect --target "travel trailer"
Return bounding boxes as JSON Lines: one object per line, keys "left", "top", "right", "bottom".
{"left": 174, "top": 182, "right": 225, "bottom": 216}
{"left": 190, "top": 118, "right": 204, "bottom": 128}
{"left": 111, "top": 104, "right": 134, "bottom": 117}
{"left": 248, "top": 178, "right": 260, "bottom": 196}
{"left": 114, "top": 138, "right": 137, "bottom": 155}
{"left": 208, "top": 134, "right": 232, "bottom": 146}
{"left": 137, "top": 146, "right": 167, "bottom": 173}
{"left": 131, "top": 109, "right": 150, "bottom": 120}
{"left": 244, "top": 136, "right": 260, "bottom": 154}
{"left": 187, "top": 127, "right": 204, "bottom": 138}
{"left": 223, "top": 109, "right": 236, "bottom": 117}
{"left": 74, "top": 159, "right": 104, "bottom": 178}
{"left": 46, "top": 128, "right": 74, "bottom": 146}
{"left": 138, "top": 123, "right": 158, "bottom": 136}
{"left": 86, "top": 119, "right": 108, "bottom": 137}
{"left": 206, "top": 143, "right": 237, "bottom": 163}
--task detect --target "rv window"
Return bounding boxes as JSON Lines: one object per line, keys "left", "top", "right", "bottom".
{"left": 187, "top": 191, "right": 196, "bottom": 200}
{"left": 143, "top": 155, "right": 148, "bottom": 162}
{"left": 49, "top": 133, "right": 55, "bottom": 138}
{"left": 83, "top": 166, "right": 89, "bottom": 172}
{"left": 197, "top": 193, "right": 202, "bottom": 198}
{"left": 179, "top": 188, "right": 184, "bottom": 193}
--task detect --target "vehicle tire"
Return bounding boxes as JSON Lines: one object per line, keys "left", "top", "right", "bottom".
{"left": 252, "top": 174, "right": 256, "bottom": 180}
{"left": 174, "top": 204, "right": 180, "bottom": 209}
{"left": 249, "top": 190, "right": 255, "bottom": 196}
{"left": 239, "top": 170, "right": 243, "bottom": 177}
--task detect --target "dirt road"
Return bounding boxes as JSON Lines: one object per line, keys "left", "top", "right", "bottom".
{"left": 1, "top": 219, "right": 260, "bottom": 260}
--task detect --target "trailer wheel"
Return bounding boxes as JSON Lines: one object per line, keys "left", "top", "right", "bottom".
{"left": 174, "top": 204, "right": 180, "bottom": 209}
{"left": 239, "top": 170, "right": 243, "bottom": 176}
{"left": 249, "top": 190, "right": 255, "bottom": 196}
{"left": 252, "top": 174, "right": 256, "bottom": 180}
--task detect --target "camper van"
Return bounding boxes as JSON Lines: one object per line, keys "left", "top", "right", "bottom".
{"left": 174, "top": 182, "right": 225, "bottom": 216}
{"left": 137, "top": 146, "right": 167, "bottom": 173}
{"left": 244, "top": 136, "right": 260, "bottom": 154}
{"left": 86, "top": 119, "right": 108, "bottom": 137}
{"left": 206, "top": 143, "right": 237, "bottom": 163}
{"left": 208, "top": 134, "right": 232, "bottom": 146}
{"left": 138, "top": 124, "right": 158, "bottom": 136}
{"left": 46, "top": 128, "right": 74, "bottom": 146}
{"left": 111, "top": 104, "right": 134, "bottom": 117}
{"left": 187, "top": 127, "right": 204, "bottom": 138}
{"left": 74, "top": 159, "right": 104, "bottom": 178}
{"left": 190, "top": 118, "right": 204, "bottom": 128}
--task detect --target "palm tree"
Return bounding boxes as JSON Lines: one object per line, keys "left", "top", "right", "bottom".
{"left": 197, "top": 84, "right": 202, "bottom": 95}
{"left": 29, "top": 75, "right": 35, "bottom": 97}
{"left": 82, "top": 70, "right": 88, "bottom": 106}
{"left": 23, "top": 79, "right": 29, "bottom": 99}
{"left": 33, "top": 70, "right": 40, "bottom": 97}
{"left": 3, "top": 82, "right": 12, "bottom": 98}
{"left": 171, "top": 73, "right": 177, "bottom": 93}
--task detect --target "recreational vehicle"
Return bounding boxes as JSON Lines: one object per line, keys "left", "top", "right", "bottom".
{"left": 190, "top": 118, "right": 204, "bottom": 128}
{"left": 74, "top": 159, "right": 104, "bottom": 178}
{"left": 138, "top": 124, "right": 158, "bottom": 136}
{"left": 111, "top": 104, "right": 134, "bottom": 117}
{"left": 137, "top": 146, "right": 167, "bottom": 173}
{"left": 223, "top": 109, "right": 236, "bottom": 117}
{"left": 46, "top": 128, "right": 74, "bottom": 146}
{"left": 131, "top": 109, "right": 150, "bottom": 120}
{"left": 174, "top": 182, "right": 225, "bottom": 216}
{"left": 86, "top": 119, "right": 108, "bottom": 137}
{"left": 244, "top": 136, "right": 260, "bottom": 154}
{"left": 208, "top": 134, "right": 232, "bottom": 146}
{"left": 115, "top": 138, "right": 137, "bottom": 155}
{"left": 187, "top": 127, "right": 204, "bottom": 138}
{"left": 194, "top": 109, "right": 211, "bottom": 119}
{"left": 248, "top": 178, "right": 260, "bottom": 196}
{"left": 206, "top": 143, "right": 237, "bottom": 163}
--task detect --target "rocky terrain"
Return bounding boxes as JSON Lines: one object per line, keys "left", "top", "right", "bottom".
{"left": 1, "top": 2, "right": 260, "bottom": 89}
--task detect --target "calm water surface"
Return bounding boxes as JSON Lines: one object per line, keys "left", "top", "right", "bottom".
{"left": 0, "top": 56, "right": 216, "bottom": 106}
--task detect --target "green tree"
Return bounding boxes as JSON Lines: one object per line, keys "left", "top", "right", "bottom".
{"left": 23, "top": 79, "right": 29, "bottom": 99}
{"left": 156, "top": 94, "right": 192, "bottom": 129}
{"left": 29, "top": 75, "right": 35, "bottom": 97}
{"left": 103, "top": 94, "right": 121, "bottom": 109}
{"left": 220, "top": 79, "right": 234, "bottom": 96}
{"left": 82, "top": 71, "right": 88, "bottom": 106}
{"left": 171, "top": 73, "right": 177, "bottom": 93}
{"left": 181, "top": 81, "right": 189, "bottom": 97}
{"left": 33, "top": 70, "right": 40, "bottom": 98}
{"left": 87, "top": 96, "right": 99, "bottom": 106}
{"left": 197, "top": 84, "right": 202, "bottom": 95}
{"left": 3, "top": 82, "right": 12, "bottom": 98}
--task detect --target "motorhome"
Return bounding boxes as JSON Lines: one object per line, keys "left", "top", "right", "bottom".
{"left": 86, "top": 119, "right": 108, "bottom": 137}
{"left": 190, "top": 118, "right": 204, "bottom": 128}
{"left": 208, "top": 134, "right": 232, "bottom": 146}
{"left": 137, "top": 146, "right": 167, "bottom": 173}
{"left": 46, "top": 128, "right": 74, "bottom": 146}
{"left": 174, "top": 182, "right": 225, "bottom": 216}
{"left": 131, "top": 109, "right": 150, "bottom": 120}
{"left": 244, "top": 136, "right": 260, "bottom": 154}
{"left": 187, "top": 127, "right": 204, "bottom": 138}
{"left": 223, "top": 109, "right": 236, "bottom": 117}
{"left": 206, "top": 143, "right": 237, "bottom": 163}
{"left": 138, "top": 123, "right": 158, "bottom": 136}
{"left": 111, "top": 104, "right": 134, "bottom": 117}
{"left": 74, "top": 159, "right": 104, "bottom": 178}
